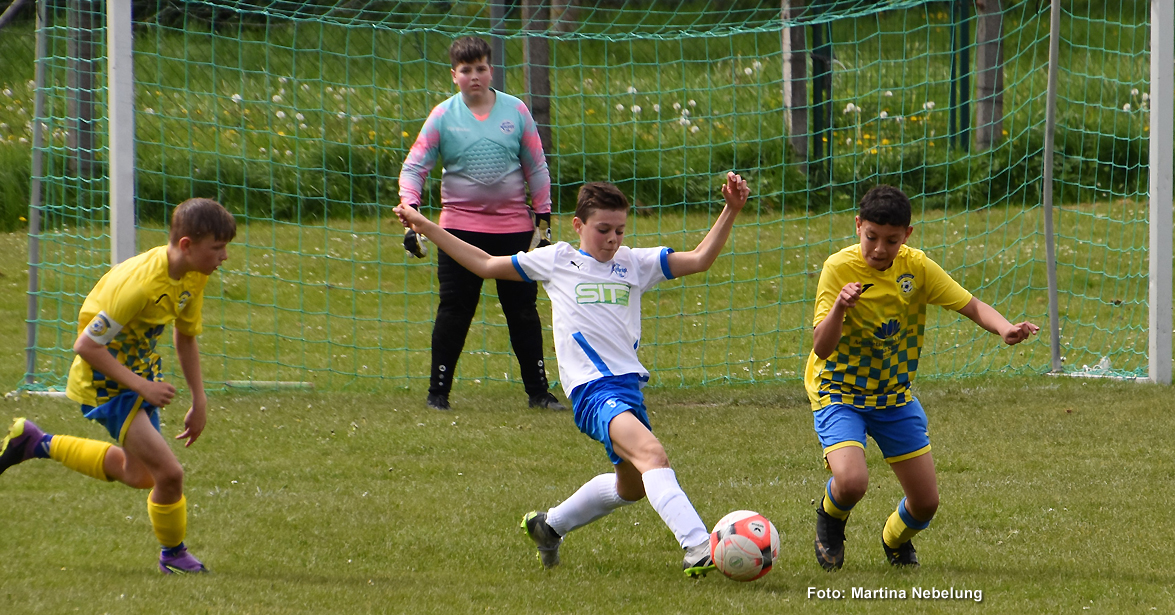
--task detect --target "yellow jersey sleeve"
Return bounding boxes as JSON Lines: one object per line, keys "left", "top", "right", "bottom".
{"left": 921, "top": 256, "right": 972, "bottom": 311}
{"left": 812, "top": 257, "right": 844, "bottom": 328}
{"left": 174, "top": 280, "right": 207, "bottom": 337}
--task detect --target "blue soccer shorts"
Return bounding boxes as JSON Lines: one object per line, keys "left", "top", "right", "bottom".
{"left": 569, "top": 373, "right": 652, "bottom": 465}
{"left": 813, "top": 397, "right": 931, "bottom": 465}
{"left": 81, "top": 390, "right": 161, "bottom": 445}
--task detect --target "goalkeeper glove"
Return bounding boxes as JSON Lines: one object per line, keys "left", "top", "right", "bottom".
{"left": 402, "top": 204, "right": 429, "bottom": 258}
{"left": 530, "top": 212, "right": 552, "bottom": 251}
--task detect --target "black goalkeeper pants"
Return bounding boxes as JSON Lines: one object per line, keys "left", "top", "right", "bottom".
{"left": 430, "top": 228, "right": 550, "bottom": 398}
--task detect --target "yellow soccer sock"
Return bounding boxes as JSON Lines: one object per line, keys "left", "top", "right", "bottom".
{"left": 147, "top": 493, "right": 188, "bottom": 549}
{"left": 48, "top": 435, "right": 113, "bottom": 482}
{"left": 882, "top": 497, "right": 931, "bottom": 547}
{"left": 821, "top": 478, "right": 853, "bottom": 520}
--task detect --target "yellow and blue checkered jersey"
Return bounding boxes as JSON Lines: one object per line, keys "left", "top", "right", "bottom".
{"left": 804, "top": 244, "right": 972, "bottom": 411}
{"left": 66, "top": 245, "right": 208, "bottom": 407}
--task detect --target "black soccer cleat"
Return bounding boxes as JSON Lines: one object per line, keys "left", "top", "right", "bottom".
{"left": 814, "top": 507, "right": 848, "bottom": 571}
{"left": 521, "top": 511, "right": 563, "bottom": 569}
{"left": 882, "top": 538, "right": 919, "bottom": 568}
{"left": 528, "top": 392, "right": 567, "bottom": 411}
{"left": 426, "top": 393, "right": 451, "bottom": 411}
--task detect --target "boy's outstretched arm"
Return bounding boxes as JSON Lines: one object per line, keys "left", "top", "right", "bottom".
{"left": 173, "top": 330, "right": 207, "bottom": 447}
{"left": 666, "top": 172, "right": 750, "bottom": 278}
{"left": 957, "top": 297, "right": 1039, "bottom": 345}
{"left": 393, "top": 205, "right": 523, "bottom": 281}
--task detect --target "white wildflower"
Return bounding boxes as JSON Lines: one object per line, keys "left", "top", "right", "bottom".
{"left": 275, "top": 110, "right": 286, "bottom": 119}
{"left": 271, "top": 94, "right": 282, "bottom": 103}
{"left": 1, "top": 89, "right": 11, "bottom": 97}
{"left": 284, "top": 149, "right": 293, "bottom": 156}
{"left": 144, "top": 107, "right": 155, "bottom": 115}
{"left": 652, "top": 104, "right": 660, "bottom": 112}
{"left": 688, "top": 99, "right": 697, "bottom": 107}
{"left": 231, "top": 93, "right": 243, "bottom": 103}
{"left": 259, "top": 147, "right": 267, "bottom": 154}
{"left": 627, "top": 86, "right": 637, "bottom": 94}
{"left": 1123, "top": 103, "right": 1132, "bottom": 112}
{"left": 879, "top": 111, "right": 888, "bottom": 119}
{"left": 744, "top": 67, "right": 753, "bottom": 76}
{"left": 279, "top": 77, "right": 288, "bottom": 84}
{"left": 673, "top": 102, "right": 682, "bottom": 111}
{"left": 631, "top": 105, "right": 641, "bottom": 114}
{"left": 752, "top": 60, "right": 762, "bottom": 70}
{"left": 682, "top": 109, "right": 690, "bottom": 117}
{"left": 295, "top": 113, "right": 305, "bottom": 121}
{"left": 690, "top": 125, "right": 699, "bottom": 133}
{"left": 1131, "top": 88, "right": 1139, "bottom": 97}
{"left": 301, "top": 83, "right": 311, "bottom": 91}
{"left": 616, "top": 103, "right": 625, "bottom": 111}
{"left": 1142, "top": 92, "right": 1150, "bottom": 102}
{"left": 885, "top": 90, "right": 893, "bottom": 97}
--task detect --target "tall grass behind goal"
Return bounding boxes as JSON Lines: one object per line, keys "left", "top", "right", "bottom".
{"left": 18, "top": 0, "right": 1162, "bottom": 393}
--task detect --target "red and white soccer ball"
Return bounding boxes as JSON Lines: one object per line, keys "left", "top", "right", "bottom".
{"left": 709, "top": 510, "right": 781, "bottom": 582}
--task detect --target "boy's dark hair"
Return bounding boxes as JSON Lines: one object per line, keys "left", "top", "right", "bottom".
{"left": 858, "top": 184, "right": 911, "bottom": 227}
{"left": 575, "top": 182, "right": 630, "bottom": 222}
{"left": 170, "top": 198, "right": 237, "bottom": 244}
{"left": 449, "top": 36, "right": 492, "bottom": 67}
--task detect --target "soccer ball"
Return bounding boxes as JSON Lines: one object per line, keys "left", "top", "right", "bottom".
{"left": 708, "top": 510, "right": 780, "bottom": 582}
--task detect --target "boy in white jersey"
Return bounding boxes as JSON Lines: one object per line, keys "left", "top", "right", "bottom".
{"left": 806, "top": 185, "right": 1038, "bottom": 570}
{"left": 395, "top": 173, "right": 749, "bottom": 577}
{"left": 0, "top": 198, "right": 235, "bottom": 574}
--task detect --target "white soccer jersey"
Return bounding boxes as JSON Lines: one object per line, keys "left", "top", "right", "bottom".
{"left": 511, "top": 241, "right": 675, "bottom": 397}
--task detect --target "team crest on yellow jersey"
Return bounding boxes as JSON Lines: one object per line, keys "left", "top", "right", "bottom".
{"left": 88, "top": 313, "right": 111, "bottom": 337}
{"left": 897, "top": 273, "right": 915, "bottom": 295}
{"left": 178, "top": 291, "right": 192, "bottom": 311}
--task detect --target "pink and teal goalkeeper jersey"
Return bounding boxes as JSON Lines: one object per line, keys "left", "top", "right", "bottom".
{"left": 398, "top": 90, "right": 552, "bottom": 234}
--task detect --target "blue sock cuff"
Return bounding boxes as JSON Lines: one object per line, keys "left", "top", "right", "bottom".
{"left": 34, "top": 434, "right": 53, "bottom": 459}
{"left": 162, "top": 542, "right": 186, "bottom": 556}
{"left": 826, "top": 478, "right": 853, "bottom": 512}
{"left": 898, "top": 498, "right": 931, "bottom": 530}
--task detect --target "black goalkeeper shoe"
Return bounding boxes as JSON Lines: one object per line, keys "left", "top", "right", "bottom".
{"left": 426, "top": 393, "right": 451, "bottom": 411}
{"left": 814, "top": 507, "right": 848, "bottom": 571}
{"left": 528, "top": 392, "right": 567, "bottom": 411}
{"left": 882, "top": 538, "right": 919, "bottom": 568}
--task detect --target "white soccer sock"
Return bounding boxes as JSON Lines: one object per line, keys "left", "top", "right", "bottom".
{"left": 642, "top": 467, "right": 709, "bottom": 548}
{"left": 546, "top": 473, "right": 635, "bottom": 536}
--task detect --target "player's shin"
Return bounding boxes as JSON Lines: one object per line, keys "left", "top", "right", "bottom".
{"left": 545, "top": 473, "right": 635, "bottom": 536}
{"left": 49, "top": 435, "right": 113, "bottom": 482}
{"left": 642, "top": 468, "right": 709, "bottom": 548}
{"left": 882, "top": 497, "right": 931, "bottom": 547}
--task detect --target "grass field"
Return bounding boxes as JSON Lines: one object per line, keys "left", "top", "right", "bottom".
{"left": 3, "top": 313, "right": 1175, "bottom": 613}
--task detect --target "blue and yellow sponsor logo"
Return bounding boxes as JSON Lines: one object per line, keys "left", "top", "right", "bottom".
{"left": 873, "top": 319, "right": 901, "bottom": 340}
{"left": 576, "top": 282, "right": 631, "bottom": 306}
{"left": 178, "top": 290, "right": 192, "bottom": 311}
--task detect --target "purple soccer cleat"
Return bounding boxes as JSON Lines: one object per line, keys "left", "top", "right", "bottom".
{"left": 0, "top": 418, "right": 47, "bottom": 476}
{"left": 159, "top": 544, "right": 208, "bottom": 575}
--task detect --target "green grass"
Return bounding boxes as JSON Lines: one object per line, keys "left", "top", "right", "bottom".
{"left": 3, "top": 351, "right": 1175, "bottom": 612}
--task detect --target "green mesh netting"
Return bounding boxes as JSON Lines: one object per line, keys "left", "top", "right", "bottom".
{"left": 17, "top": 0, "right": 1153, "bottom": 392}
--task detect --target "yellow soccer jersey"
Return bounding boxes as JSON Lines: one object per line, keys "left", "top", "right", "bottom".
{"left": 804, "top": 243, "right": 972, "bottom": 411}
{"left": 66, "top": 245, "right": 209, "bottom": 407}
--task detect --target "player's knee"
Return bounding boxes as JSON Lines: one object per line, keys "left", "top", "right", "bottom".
{"left": 152, "top": 462, "right": 185, "bottom": 492}
{"left": 835, "top": 473, "right": 869, "bottom": 503}
{"left": 631, "top": 440, "right": 669, "bottom": 470}
{"left": 907, "top": 494, "right": 939, "bottom": 520}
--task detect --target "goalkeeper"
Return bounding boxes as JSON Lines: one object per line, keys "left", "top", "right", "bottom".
{"left": 398, "top": 36, "right": 563, "bottom": 412}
